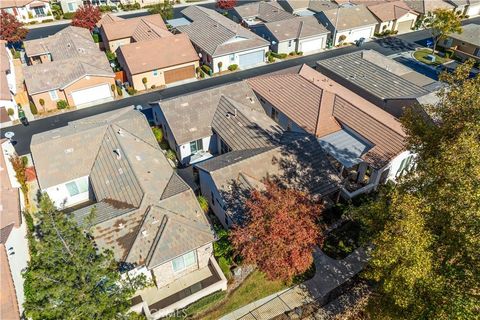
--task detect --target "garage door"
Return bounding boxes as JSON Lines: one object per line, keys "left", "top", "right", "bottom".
{"left": 300, "top": 37, "right": 323, "bottom": 53}
{"left": 239, "top": 50, "right": 264, "bottom": 68}
{"left": 164, "top": 65, "right": 195, "bottom": 84}
{"left": 71, "top": 84, "right": 112, "bottom": 106}
{"left": 350, "top": 27, "right": 372, "bottom": 42}
{"left": 396, "top": 20, "right": 413, "bottom": 34}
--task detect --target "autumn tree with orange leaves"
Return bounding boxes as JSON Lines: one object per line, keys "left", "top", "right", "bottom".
{"left": 230, "top": 180, "right": 323, "bottom": 282}
{"left": 71, "top": 5, "right": 101, "bottom": 31}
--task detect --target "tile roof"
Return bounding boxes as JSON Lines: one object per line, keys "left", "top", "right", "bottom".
{"left": 403, "top": 0, "right": 454, "bottom": 13}
{"left": 177, "top": 6, "right": 269, "bottom": 57}
{"left": 264, "top": 16, "right": 329, "bottom": 41}
{"left": 365, "top": 1, "right": 415, "bottom": 22}
{"left": 23, "top": 26, "right": 114, "bottom": 94}
{"left": 96, "top": 13, "right": 123, "bottom": 28}
{"left": 280, "top": 0, "right": 339, "bottom": 13}
{"left": 233, "top": 1, "right": 295, "bottom": 22}
{"left": 32, "top": 107, "right": 214, "bottom": 266}
{"left": 0, "top": 0, "right": 47, "bottom": 9}
{"left": 100, "top": 14, "right": 170, "bottom": 41}
{"left": 117, "top": 34, "right": 198, "bottom": 75}
{"left": 316, "top": 50, "right": 430, "bottom": 100}
{"left": 0, "top": 140, "right": 21, "bottom": 230}
{"left": 248, "top": 64, "right": 406, "bottom": 168}
{"left": 156, "top": 81, "right": 281, "bottom": 145}
{"left": 449, "top": 23, "right": 480, "bottom": 47}
{"left": 1, "top": 245, "right": 20, "bottom": 320}
{"left": 0, "top": 42, "right": 11, "bottom": 101}
{"left": 320, "top": 4, "right": 378, "bottom": 30}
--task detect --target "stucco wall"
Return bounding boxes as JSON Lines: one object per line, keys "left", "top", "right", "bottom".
{"left": 63, "top": 75, "right": 115, "bottom": 106}
{"left": 177, "top": 135, "right": 212, "bottom": 165}
{"left": 211, "top": 46, "right": 269, "bottom": 73}
{"left": 44, "top": 175, "right": 90, "bottom": 208}
{"left": 198, "top": 170, "right": 231, "bottom": 228}
{"left": 385, "top": 150, "right": 415, "bottom": 182}
{"left": 31, "top": 90, "right": 64, "bottom": 112}
{"left": 152, "top": 243, "right": 213, "bottom": 288}
{"left": 103, "top": 34, "right": 131, "bottom": 52}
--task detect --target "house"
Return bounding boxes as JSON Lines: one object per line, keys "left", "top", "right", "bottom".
{"left": 317, "top": 4, "right": 378, "bottom": 45}
{"left": 22, "top": 26, "right": 115, "bottom": 111}
{"left": 1, "top": 41, "right": 18, "bottom": 127}
{"left": 260, "top": 16, "right": 330, "bottom": 53}
{"left": 195, "top": 133, "right": 341, "bottom": 228}
{"left": 0, "top": 139, "right": 25, "bottom": 320}
{"left": 403, "top": 0, "right": 455, "bottom": 14}
{"left": 99, "top": 14, "right": 171, "bottom": 52}
{"left": 0, "top": 0, "right": 52, "bottom": 23}
{"left": 152, "top": 81, "right": 283, "bottom": 165}
{"left": 230, "top": 1, "right": 295, "bottom": 27}
{"left": 59, "top": 0, "right": 82, "bottom": 13}
{"left": 116, "top": 34, "right": 199, "bottom": 91}
{"left": 30, "top": 107, "right": 227, "bottom": 319}
{"left": 446, "top": 0, "right": 480, "bottom": 17}
{"left": 316, "top": 50, "right": 439, "bottom": 118}
{"left": 247, "top": 64, "right": 414, "bottom": 199}
{"left": 176, "top": 6, "right": 270, "bottom": 73}
{"left": 439, "top": 23, "right": 480, "bottom": 62}
{"left": 278, "top": 0, "right": 339, "bottom": 16}
{"left": 361, "top": 0, "right": 419, "bottom": 34}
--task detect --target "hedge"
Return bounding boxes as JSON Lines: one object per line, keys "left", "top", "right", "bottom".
{"left": 56, "top": 100, "right": 68, "bottom": 109}
{"left": 63, "top": 12, "right": 75, "bottom": 19}
{"left": 228, "top": 64, "right": 238, "bottom": 71}
{"left": 201, "top": 64, "right": 211, "bottom": 74}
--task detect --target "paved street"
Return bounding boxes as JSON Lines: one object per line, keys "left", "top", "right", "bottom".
{"left": 5, "top": 16, "right": 480, "bottom": 155}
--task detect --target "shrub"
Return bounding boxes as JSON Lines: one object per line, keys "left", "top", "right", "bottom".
{"left": 197, "top": 195, "right": 209, "bottom": 213}
{"left": 39, "top": 98, "right": 45, "bottom": 107}
{"left": 99, "top": 5, "right": 115, "bottom": 12}
{"left": 152, "top": 127, "right": 163, "bottom": 143}
{"left": 42, "top": 19, "right": 54, "bottom": 23}
{"left": 116, "top": 85, "right": 123, "bottom": 96}
{"left": 217, "top": 61, "right": 223, "bottom": 72}
{"left": 296, "top": 51, "right": 303, "bottom": 56}
{"left": 63, "top": 12, "right": 75, "bottom": 19}
{"left": 56, "top": 100, "right": 68, "bottom": 109}
{"left": 199, "top": 70, "right": 205, "bottom": 78}
{"left": 201, "top": 64, "right": 211, "bottom": 74}
{"left": 11, "top": 49, "right": 20, "bottom": 59}
{"left": 105, "top": 50, "right": 116, "bottom": 61}
{"left": 28, "top": 21, "right": 37, "bottom": 25}
{"left": 29, "top": 101, "right": 38, "bottom": 115}
{"left": 28, "top": 11, "right": 33, "bottom": 19}
{"left": 126, "top": 86, "right": 137, "bottom": 95}
{"left": 267, "top": 55, "right": 275, "bottom": 63}
{"left": 47, "top": 10, "right": 52, "bottom": 16}
{"left": 218, "top": 256, "right": 232, "bottom": 279}
{"left": 151, "top": 84, "right": 156, "bottom": 89}
{"left": 338, "top": 35, "right": 347, "bottom": 42}
{"left": 289, "top": 51, "right": 296, "bottom": 56}
{"left": 7, "top": 108, "right": 14, "bottom": 116}
{"left": 445, "top": 49, "right": 454, "bottom": 58}
{"left": 166, "top": 149, "right": 176, "bottom": 161}
{"left": 271, "top": 52, "right": 287, "bottom": 59}
{"left": 228, "top": 64, "right": 238, "bottom": 71}
{"left": 92, "top": 33, "right": 100, "bottom": 43}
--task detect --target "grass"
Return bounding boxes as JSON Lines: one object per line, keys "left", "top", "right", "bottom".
{"left": 414, "top": 48, "right": 450, "bottom": 66}
{"left": 199, "top": 271, "right": 288, "bottom": 320}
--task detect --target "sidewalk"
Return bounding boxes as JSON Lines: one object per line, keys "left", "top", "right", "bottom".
{"left": 220, "top": 248, "right": 369, "bottom": 320}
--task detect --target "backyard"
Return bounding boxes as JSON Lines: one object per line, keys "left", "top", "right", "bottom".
{"left": 413, "top": 48, "right": 451, "bottom": 66}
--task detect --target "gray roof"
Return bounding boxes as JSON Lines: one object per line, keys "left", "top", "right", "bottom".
{"left": 23, "top": 26, "right": 114, "bottom": 94}
{"left": 316, "top": 50, "right": 430, "bottom": 100}
{"left": 196, "top": 133, "right": 341, "bottom": 224}
{"left": 265, "top": 16, "right": 329, "bottom": 41}
{"left": 31, "top": 107, "right": 214, "bottom": 266}
{"left": 279, "top": 0, "right": 338, "bottom": 13}
{"left": 320, "top": 4, "right": 378, "bottom": 31}
{"left": 449, "top": 23, "right": 480, "bottom": 47}
{"left": 233, "top": 1, "right": 295, "bottom": 22}
{"left": 177, "top": 6, "right": 269, "bottom": 57}
{"left": 156, "top": 81, "right": 281, "bottom": 146}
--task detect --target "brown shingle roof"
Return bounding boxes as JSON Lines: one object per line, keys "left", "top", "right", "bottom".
{"left": 117, "top": 34, "right": 198, "bottom": 75}
{"left": 101, "top": 14, "right": 169, "bottom": 41}
{"left": 0, "top": 0, "right": 47, "bottom": 9}
{"left": 96, "top": 13, "right": 123, "bottom": 28}
{"left": 248, "top": 65, "right": 406, "bottom": 168}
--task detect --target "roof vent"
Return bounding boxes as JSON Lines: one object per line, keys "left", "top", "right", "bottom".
{"left": 142, "top": 230, "right": 148, "bottom": 237}
{"left": 113, "top": 148, "right": 122, "bottom": 159}
{"left": 118, "top": 223, "right": 125, "bottom": 229}
{"left": 64, "top": 148, "right": 74, "bottom": 154}
{"left": 117, "top": 129, "right": 124, "bottom": 136}
{"left": 136, "top": 155, "right": 142, "bottom": 161}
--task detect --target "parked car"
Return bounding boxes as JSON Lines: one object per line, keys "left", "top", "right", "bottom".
{"left": 355, "top": 37, "right": 366, "bottom": 47}
{"left": 18, "top": 107, "right": 29, "bottom": 126}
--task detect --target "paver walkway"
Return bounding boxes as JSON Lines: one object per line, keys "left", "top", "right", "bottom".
{"left": 220, "top": 248, "right": 369, "bottom": 320}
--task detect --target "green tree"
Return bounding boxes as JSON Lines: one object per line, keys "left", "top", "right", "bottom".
{"left": 23, "top": 194, "right": 146, "bottom": 320}
{"left": 352, "top": 61, "right": 480, "bottom": 319}
{"left": 148, "top": 2, "right": 173, "bottom": 20}
{"left": 422, "top": 8, "right": 462, "bottom": 53}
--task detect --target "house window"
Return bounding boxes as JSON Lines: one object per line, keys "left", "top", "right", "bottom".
{"left": 49, "top": 90, "right": 58, "bottom": 100}
{"left": 271, "top": 107, "right": 279, "bottom": 122}
{"left": 189, "top": 139, "right": 203, "bottom": 154}
{"left": 65, "top": 179, "right": 88, "bottom": 197}
{"left": 33, "top": 6, "right": 45, "bottom": 16}
{"left": 67, "top": 2, "right": 75, "bottom": 11}
{"left": 171, "top": 251, "right": 197, "bottom": 272}
{"left": 229, "top": 54, "right": 235, "bottom": 62}
{"left": 288, "top": 40, "right": 292, "bottom": 47}
{"left": 153, "top": 70, "right": 158, "bottom": 76}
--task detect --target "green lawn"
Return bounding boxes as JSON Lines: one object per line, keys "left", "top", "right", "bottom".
{"left": 413, "top": 48, "right": 450, "bottom": 66}
{"left": 199, "top": 271, "right": 288, "bottom": 320}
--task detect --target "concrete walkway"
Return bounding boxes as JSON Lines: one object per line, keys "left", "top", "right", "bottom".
{"left": 220, "top": 248, "right": 369, "bottom": 320}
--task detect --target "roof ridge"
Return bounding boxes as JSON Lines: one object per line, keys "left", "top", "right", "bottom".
{"left": 145, "top": 213, "right": 168, "bottom": 267}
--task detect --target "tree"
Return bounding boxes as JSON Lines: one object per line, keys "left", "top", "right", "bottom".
{"left": 352, "top": 61, "right": 480, "bottom": 319}
{"left": 0, "top": 11, "right": 28, "bottom": 43}
{"left": 71, "top": 5, "right": 101, "bottom": 31}
{"left": 216, "top": 0, "right": 237, "bottom": 10}
{"left": 23, "top": 194, "right": 146, "bottom": 319}
{"left": 422, "top": 8, "right": 462, "bottom": 53}
{"left": 217, "top": 61, "right": 223, "bottom": 73}
{"left": 147, "top": 2, "right": 173, "bottom": 20}
{"left": 230, "top": 180, "right": 323, "bottom": 282}
{"left": 142, "top": 77, "right": 148, "bottom": 90}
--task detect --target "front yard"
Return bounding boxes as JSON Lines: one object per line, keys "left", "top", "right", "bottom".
{"left": 413, "top": 48, "right": 451, "bottom": 66}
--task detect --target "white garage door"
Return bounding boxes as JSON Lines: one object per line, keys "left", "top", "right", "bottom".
{"left": 350, "top": 27, "right": 372, "bottom": 42}
{"left": 300, "top": 37, "right": 323, "bottom": 53}
{"left": 239, "top": 50, "right": 264, "bottom": 68}
{"left": 71, "top": 84, "right": 112, "bottom": 106}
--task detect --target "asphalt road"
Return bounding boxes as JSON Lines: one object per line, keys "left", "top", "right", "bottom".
{"left": 8, "top": 16, "right": 480, "bottom": 155}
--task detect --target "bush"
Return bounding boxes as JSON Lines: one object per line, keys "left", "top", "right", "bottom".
{"left": 126, "top": 87, "right": 137, "bottom": 95}
{"left": 289, "top": 51, "right": 296, "bottom": 56}
{"left": 7, "top": 108, "right": 14, "bottom": 116}
{"left": 152, "top": 127, "right": 163, "bottom": 143}
{"left": 296, "top": 51, "right": 303, "bottom": 56}
{"left": 29, "top": 102, "right": 38, "bottom": 115}
{"left": 199, "top": 70, "right": 205, "bottom": 78}
{"left": 166, "top": 149, "right": 176, "bottom": 161}
{"left": 42, "top": 19, "right": 54, "bottom": 23}
{"left": 271, "top": 52, "right": 287, "bottom": 59}
{"left": 56, "top": 100, "right": 68, "bottom": 109}
{"left": 228, "top": 64, "right": 238, "bottom": 71}
{"left": 92, "top": 33, "right": 100, "bottom": 43}
{"left": 63, "top": 12, "right": 75, "bottom": 19}
{"left": 338, "top": 35, "right": 347, "bottom": 42}
{"left": 116, "top": 85, "right": 123, "bottom": 96}
{"left": 11, "top": 49, "right": 20, "bottom": 59}
{"left": 151, "top": 84, "right": 156, "bottom": 89}
{"left": 197, "top": 195, "right": 209, "bottom": 213}
{"left": 218, "top": 256, "right": 232, "bottom": 279}
{"left": 267, "top": 55, "right": 275, "bottom": 63}
{"left": 99, "top": 5, "right": 115, "bottom": 12}
{"left": 445, "top": 49, "right": 454, "bottom": 58}
{"left": 105, "top": 50, "right": 116, "bottom": 61}
{"left": 120, "top": 2, "right": 140, "bottom": 11}
{"left": 217, "top": 61, "right": 223, "bottom": 71}
{"left": 201, "top": 64, "right": 211, "bottom": 74}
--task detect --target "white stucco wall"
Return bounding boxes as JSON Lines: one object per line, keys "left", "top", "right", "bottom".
{"left": 276, "top": 39, "right": 297, "bottom": 54}
{"left": 198, "top": 169, "right": 231, "bottom": 228}
{"left": 298, "top": 34, "right": 328, "bottom": 53}
{"left": 212, "top": 46, "right": 269, "bottom": 73}
{"left": 177, "top": 135, "right": 212, "bottom": 165}
{"left": 384, "top": 150, "right": 416, "bottom": 182}
{"left": 44, "top": 175, "right": 90, "bottom": 208}
{"left": 3, "top": 3, "right": 53, "bottom": 23}
{"left": 334, "top": 25, "right": 375, "bottom": 45}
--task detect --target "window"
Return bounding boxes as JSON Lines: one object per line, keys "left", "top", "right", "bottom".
{"left": 33, "top": 7, "right": 45, "bottom": 16}
{"left": 67, "top": 2, "right": 75, "bottom": 11}
{"left": 230, "top": 54, "right": 235, "bottom": 62}
{"left": 271, "top": 107, "right": 279, "bottom": 122}
{"left": 189, "top": 139, "right": 203, "bottom": 154}
{"left": 65, "top": 179, "right": 88, "bottom": 197}
{"left": 171, "top": 251, "right": 197, "bottom": 272}
{"left": 153, "top": 70, "right": 158, "bottom": 76}
{"left": 288, "top": 40, "right": 292, "bottom": 47}
{"left": 49, "top": 90, "right": 58, "bottom": 100}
